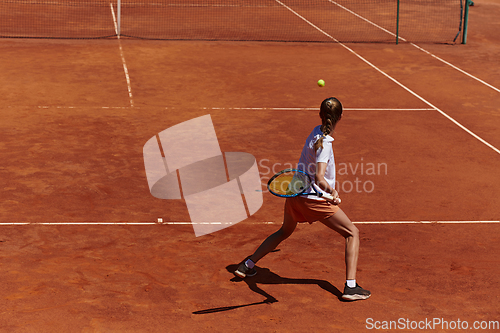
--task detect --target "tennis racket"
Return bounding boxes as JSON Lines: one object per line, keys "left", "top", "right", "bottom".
{"left": 267, "top": 168, "right": 341, "bottom": 204}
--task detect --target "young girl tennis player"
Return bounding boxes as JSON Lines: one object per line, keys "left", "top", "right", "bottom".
{"left": 235, "top": 97, "right": 370, "bottom": 301}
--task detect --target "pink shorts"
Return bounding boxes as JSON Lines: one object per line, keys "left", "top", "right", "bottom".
{"left": 284, "top": 196, "right": 340, "bottom": 224}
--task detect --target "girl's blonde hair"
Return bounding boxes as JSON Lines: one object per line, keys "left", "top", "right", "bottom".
{"left": 314, "top": 97, "right": 343, "bottom": 151}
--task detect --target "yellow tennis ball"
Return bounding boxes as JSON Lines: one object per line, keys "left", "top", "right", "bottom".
{"left": 317, "top": 79, "right": 325, "bottom": 87}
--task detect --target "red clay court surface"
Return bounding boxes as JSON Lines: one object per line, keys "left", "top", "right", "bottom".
{"left": 0, "top": 1, "right": 499, "bottom": 332}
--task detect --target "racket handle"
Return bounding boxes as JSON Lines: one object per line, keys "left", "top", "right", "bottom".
{"left": 322, "top": 192, "right": 334, "bottom": 200}
{"left": 321, "top": 192, "right": 341, "bottom": 205}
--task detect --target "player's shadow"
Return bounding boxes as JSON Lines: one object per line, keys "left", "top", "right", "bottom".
{"left": 192, "top": 264, "right": 344, "bottom": 315}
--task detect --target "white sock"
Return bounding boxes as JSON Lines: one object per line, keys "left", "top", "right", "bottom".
{"left": 245, "top": 259, "right": 255, "bottom": 269}
{"left": 346, "top": 279, "right": 356, "bottom": 288}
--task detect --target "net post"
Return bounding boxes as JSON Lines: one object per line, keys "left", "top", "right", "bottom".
{"left": 396, "top": 0, "right": 400, "bottom": 44}
{"left": 117, "top": 0, "right": 121, "bottom": 37}
{"left": 462, "top": 0, "right": 470, "bottom": 44}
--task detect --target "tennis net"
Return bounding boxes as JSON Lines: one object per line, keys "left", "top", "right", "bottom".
{"left": 0, "top": 0, "right": 465, "bottom": 43}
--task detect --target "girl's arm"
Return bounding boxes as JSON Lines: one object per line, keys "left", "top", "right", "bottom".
{"left": 315, "top": 162, "right": 339, "bottom": 200}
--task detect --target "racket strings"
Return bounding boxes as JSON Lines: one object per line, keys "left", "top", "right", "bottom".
{"left": 268, "top": 171, "right": 311, "bottom": 196}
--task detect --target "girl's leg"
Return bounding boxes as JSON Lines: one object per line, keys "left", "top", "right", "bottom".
{"left": 320, "top": 208, "right": 359, "bottom": 280}
{"left": 249, "top": 210, "right": 298, "bottom": 263}
{"left": 234, "top": 205, "right": 298, "bottom": 278}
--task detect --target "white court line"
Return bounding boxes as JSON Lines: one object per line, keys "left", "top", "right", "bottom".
{"left": 275, "top": 0, "right": 500, "bottom": 156}
{"left": 34, "top": 106, "right": 131, "bottom": 109}
{"left": 0, "top": 221, "right": 498, "bottom": 225}
{"left": 203, "top": 107, "right": 436, "bottom": 111}
{"left": 0, "top": 222, "right": 276, "bottom": 225}
{"left": 328, "top": 0, "right": 500, "bottom": 94}
{"left": 410, "top": 44, "right": 500, "bottom": 94}
{"left": 355, "top": 221, "right": 500, "bottom": 225}
{"left": 22, "top": 106, "right": 435, "bottom": 111}
{"left": 327, "top": 0, "right": 400, "bottom": 41}
{"left": 110, "top": 3, "right": 134, "bottom": 107}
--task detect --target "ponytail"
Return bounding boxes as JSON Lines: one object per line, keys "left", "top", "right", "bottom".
{"left": 314, "top": 97, "right": 343, "bottom": 151}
